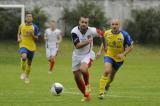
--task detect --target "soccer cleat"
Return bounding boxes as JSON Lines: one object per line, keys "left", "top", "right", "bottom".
{"left": 86, "top": 84, "right": 91, "bottom": 93}
{"left": 20, "top": 73, "right": 26, "bottom": 80}
{"left": 48, "top": 71, "right": 52, "bottom": 74}
{"left": 98, "top": 93, "right": 104, "bottom": 100}
{"left": 24, "top": 77, "right": 30, "bottom": 84}
{"left": 81, "top": 93, "right": 91, "bottom": 102}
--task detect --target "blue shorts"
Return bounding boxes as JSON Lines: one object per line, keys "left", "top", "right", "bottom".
{"left": 19, "top": 47, "right": 34, "bottom": 61}
{"left": 104, "top": 56, "right": 123, "bottom": 70}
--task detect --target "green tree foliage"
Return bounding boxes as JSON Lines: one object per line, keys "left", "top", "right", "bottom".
{"left": 31, "top": 5, "right": 48, "bottom": 35}
{"left": 62, "top": 0, "right": 107, "bottom": 43}
{"left": 124, "top": 7, "right": 160, "bottom": 44}
{"left": 0, "top": 8, "right": 21, "bottom": 40}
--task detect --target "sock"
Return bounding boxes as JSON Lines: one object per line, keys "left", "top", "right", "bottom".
{"left": 82, "top": 71, "right": 89, "bottom": 86}
{"left": 21, "top": 58, "right": 27, "bottom": 73}
{"left": 75, "top": 78, "right": 86, "bottom": 97}
{"left": 99, "top": 76, "right": 111, "bottom": 94}
{"left": 26, "top": 65, "right": 31, "bottom": 77}
{"left": 49, "top": 61, "right": 55, "bottom": 71}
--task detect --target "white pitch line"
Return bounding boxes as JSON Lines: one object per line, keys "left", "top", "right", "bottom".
{"left": 63, "top": 91, "right": 160, "bottom": 99}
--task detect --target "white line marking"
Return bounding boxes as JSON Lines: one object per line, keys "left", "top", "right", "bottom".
{"left": 63, "top": 91, "right": 160, "bottom": 99}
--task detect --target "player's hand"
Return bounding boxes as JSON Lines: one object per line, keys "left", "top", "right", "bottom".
{"left": 87, "top": 38, "right": 93, "bottom": 44}
{"left": 17, "top": 37, "right": 22, "bottom": 42}
{"left": 96, "top": 51, "right": 101, "bottom": 59}
{"left": 116, "top": 53, "right": 125, "bottom": 59}
{"left": 27, "top": 29, "right": 34, "bottom": 36}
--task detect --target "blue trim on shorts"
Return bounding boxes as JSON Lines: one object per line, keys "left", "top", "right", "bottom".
{"left": 104, "top": 56, "right": 123, "bottom": 70}
{"left": 19, "top": 47, "right": 34, "bottom": 61}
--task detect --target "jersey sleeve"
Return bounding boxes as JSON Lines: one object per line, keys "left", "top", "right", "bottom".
{"left": 71, "top": 33, "right": 80, "bottom": 46}
{"left": 90, "top": 27, "right": 104, "bottom": 38}
{"left": 33, "top": 24, "right": 39, "bottom": 36}
{"left": 121, "top": 31, "right": 134, "bottom": 46}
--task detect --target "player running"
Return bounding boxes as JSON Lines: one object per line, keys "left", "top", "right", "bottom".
{"left": 44, "top": 19, "right": 63, "bottom": 73}
{"left": 71, "top": 16, "right": 104, "bottom": 102}
{"left": 96, "top": 19, "right": 134, "bottom": 99}
{"left": 17, "top": 11, "right": 39, "bottom": 84}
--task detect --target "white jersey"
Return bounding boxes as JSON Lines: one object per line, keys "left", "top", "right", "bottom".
{"left": 45, "top": 28, "right": 61, "bottom": 48}
{"left": 71, "top": 26, "right": 99, "bottom": 55}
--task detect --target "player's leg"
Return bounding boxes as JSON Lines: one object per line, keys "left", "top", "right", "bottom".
{"left": 99, "top": 62, "right": 112, "bottom": 97}
{"left": 98, "top": 56, "right": 113, "bottom": 99}
{"left": 81, "top": 59, "right": 93, "bottom": 93}
{"left": 73, "top": 70, "right": 90, "bottom": 102}
{"left": 105, "top": 61, "right": 124, "bottom": 92}
{"left": 104, "top": 68, "right": 116, "bottom": 93}
{"left": 19, "top": 48, "right": 28, "bottom": 80}
{"left": 72, "top": 56, "right": 90, "bottom": 102}
{"left": 25, "top": 51, "right": 34, "bottom": 83}
{"left": 48, "top": 48, "right": 57, "bottom": 73}
{"left": 49, "top": 56, "right": 55, "bottom": 72}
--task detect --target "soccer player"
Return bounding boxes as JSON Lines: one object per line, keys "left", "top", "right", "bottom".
{"left": 44, "top": 19, "right": 63, "bottom": 73}
{"left": 71, "top": 16, "right": 103, "bottom": 102}
{"left": 96, "top": 19, "right": 134, "bottom": 99}
{"left": 17, "top": 11, "right": 39, "bottom": 84}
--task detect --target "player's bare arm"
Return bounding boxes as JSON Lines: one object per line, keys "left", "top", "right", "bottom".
{"left": 75, "top": 38, "right": 92, "bottom": 49}
{"left": 17, "top": 25, "right": 22, "bottom": 42}
{"left": 57, "top": 32, "right": 63, "bottom": 44}
{"left": 117, "top": 44, "right": 134, "bottom": 59}
{"left": 44, "top": 34, "right": 48, "bottom": 40}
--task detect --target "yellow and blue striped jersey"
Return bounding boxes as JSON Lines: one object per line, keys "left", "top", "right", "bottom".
{"left": 104, "top": 29, "right": 133, "bottom": 62}
{"left": 19, "top": 23, "right": 38, "bottom": 51}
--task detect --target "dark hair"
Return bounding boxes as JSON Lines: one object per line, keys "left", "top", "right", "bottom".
{"left": 80, "top": 15, "right": 89, "bottom": 19}
{"left": 25, "top": 11, "right": 32, "bottom": 16}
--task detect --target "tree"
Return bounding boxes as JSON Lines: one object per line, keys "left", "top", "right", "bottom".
{"left": 124, "top": 7, "right": 160, "bottom": 44}
{"left": 0, "top": 8, "right": 21, "bottom": 40}
{"left": 62, "top": 0, "right": 107, "bottom": 35}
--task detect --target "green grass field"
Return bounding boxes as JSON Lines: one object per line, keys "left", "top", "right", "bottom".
{"left": 0, "top": 40, "right": 160, "bottom": 106}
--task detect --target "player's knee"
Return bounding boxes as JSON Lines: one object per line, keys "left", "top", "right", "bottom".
{"left": 27, "top": 61, "right": 32, "bottom": 65}
{"left": 21, "top": 54, "right": 27, "bottom": 61}
{"left": 50, "top": 57, "right": 55, "bottom": 62}
{"left": 79, "top": 67, "right": 87, "bottom": 73}
{"left": 104, "top": 69, "right": 111, "bottom": 76}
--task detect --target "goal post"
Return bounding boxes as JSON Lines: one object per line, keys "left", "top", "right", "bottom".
{"left": 0, "top": 4, "right": 25, "bottom": 23}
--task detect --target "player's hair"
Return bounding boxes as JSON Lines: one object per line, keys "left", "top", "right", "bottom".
{"left": 25, "top": 11, "right": 32, "bottom": 16}
{"left": 80, "top": 15, "right": 89, "bottom": 19}
{"left": 51, "top": 18, "right": 56, "bottom": 23}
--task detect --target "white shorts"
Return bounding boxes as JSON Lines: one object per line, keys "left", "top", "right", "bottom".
{"left": 72, "top": 51, "right": 95, "bottom": 71}
{"left": 46, "top": 47, "right": 58, "bottom": 59}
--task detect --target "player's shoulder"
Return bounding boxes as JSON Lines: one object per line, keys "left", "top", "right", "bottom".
{"left": 45, "top": 28, "right": 51, "bottom": 32}
{"left": 55, "top": 28, "right": 61, "bottom": 33}
{"left": 19, "top": 23, "right": 25, "bottom": 28}
{"left": 104, "top": 29, "right": 112, "bottom": 36}
{"left": 88, "top": 26, "right": 96, "bottom": 32}
{"left": 120, "top": 30, "right": 130, "bottom": 37}
{"left": 33, "top": 23, "right": 38, "bottom": 28}
{"left": 71, "top": 26, "right": 79, "bottom": 33}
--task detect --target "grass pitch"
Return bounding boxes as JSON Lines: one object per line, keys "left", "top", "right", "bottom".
{"left": 0, "top": 40, "right": 160, "bottom": 106}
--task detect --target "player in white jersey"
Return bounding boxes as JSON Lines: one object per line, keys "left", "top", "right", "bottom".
{"left": 71, "top": 16, "right": 104, "bottom": 102}
{"left": 44, "top": 19, "right": 63, "bottom": 73}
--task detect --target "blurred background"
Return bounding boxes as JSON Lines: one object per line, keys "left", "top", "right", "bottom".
{"left": 0, "top": 0, "right": 160, "bottom": 45}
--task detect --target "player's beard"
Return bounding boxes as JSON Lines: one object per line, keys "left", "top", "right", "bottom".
{"left": 80, "top": 26, "right": 87, "bottom": 34}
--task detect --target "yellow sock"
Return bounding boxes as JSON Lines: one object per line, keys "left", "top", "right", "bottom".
{"left": 99, "top": 76, "right": 111, "bottom": 94}
{"left": 26, "top": 65, "right": 31, "bottom": 77}
{"left": 21, "top": 59, "right": 27, "bottom": 73}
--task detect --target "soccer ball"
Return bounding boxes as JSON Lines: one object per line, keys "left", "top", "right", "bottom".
{"left": 50, "top": 82, "right": 64, "bottom": 95}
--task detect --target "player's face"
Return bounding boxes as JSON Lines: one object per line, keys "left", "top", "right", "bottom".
{"left": 25, "top": 14, "right": 33, "bottom": 23}
{"left": 111, "top": 20, "right": 120, "bottom": 33}
{"left": 50, "top": 20, "right": 56, "bottom": 29}
{"left": 79, "top": 17, "right": 89, "bottom": 31}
